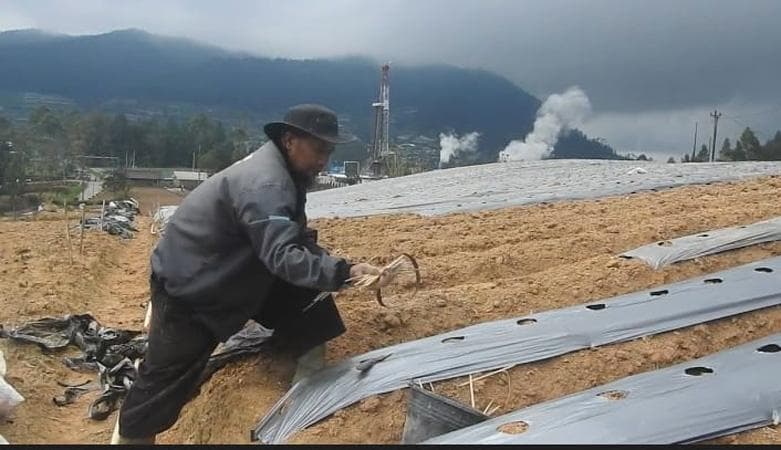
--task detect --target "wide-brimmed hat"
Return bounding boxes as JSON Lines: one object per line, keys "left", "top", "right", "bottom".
{"left": 264, "top": 104, "right": 355, "bottom": 145}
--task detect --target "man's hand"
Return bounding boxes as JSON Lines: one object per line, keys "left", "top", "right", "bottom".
{"left": 349, "top": 263, "right": 381, "bottom": 280}
{"left": 348, "top": 263, "right": 394, "bottom": 290}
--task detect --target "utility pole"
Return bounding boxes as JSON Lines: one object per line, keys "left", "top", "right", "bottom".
{"left": 691, "top": 121, "right": 698, "bottom": 162}
{"left": 710, "top": 110, "right": 722, "bottom": 162}
{"left": 193, "top": 143, "right": 200, "bottom": 171}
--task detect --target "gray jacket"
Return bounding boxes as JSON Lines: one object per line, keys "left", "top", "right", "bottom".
{"left": 151, "top": 141, "right": 351, "bottom": 340}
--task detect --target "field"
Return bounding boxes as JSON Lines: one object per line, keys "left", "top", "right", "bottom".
{"left": 0, "top": 175, "right": 780, "bottom": 444}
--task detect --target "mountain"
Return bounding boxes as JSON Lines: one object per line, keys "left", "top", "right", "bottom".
{"left": 0, "top": 29, "right": 68, "bottom": 46}
{"left": 0, "top": 29, "right": 617, "bottom": 162}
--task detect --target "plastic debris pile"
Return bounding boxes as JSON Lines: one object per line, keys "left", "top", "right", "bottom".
{"left": 1, "top": 314, "right": 144, "bottom": 420}
{"left": 82, "top": 199, "right": 139, "bottom": 239}
{"left": 0, "top": 315, "right": 270, "bottom": 421}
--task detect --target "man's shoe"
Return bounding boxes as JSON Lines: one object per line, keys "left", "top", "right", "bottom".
{"left": 110, "top": 414, "right": 156, "bottom": 445}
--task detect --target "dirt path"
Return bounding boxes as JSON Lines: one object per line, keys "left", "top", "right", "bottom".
{"left": 0, "top": 188, "right": 175, "bottom": 444}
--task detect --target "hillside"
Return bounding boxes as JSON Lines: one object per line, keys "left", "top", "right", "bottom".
{"left": 0, "top": 29, "right": 618, "bottom": 162}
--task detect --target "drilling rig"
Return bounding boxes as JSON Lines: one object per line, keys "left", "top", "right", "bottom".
{"left": 367, "top": 63, "right": 392, "bottom": 178}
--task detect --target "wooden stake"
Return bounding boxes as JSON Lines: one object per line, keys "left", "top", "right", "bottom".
{"left": 99, "top": 200, "right": 106, "bottom": 232}
{"left": 468, "top": 374, "right": 476, "bottom": 409}
{"left": 143, "top": 302, "right": 153, "bottom": 332}
{"left": 63, "top": 201, "right": 73, "bottom": 265}
{"left": 79, "top": 205, "right": 86, "bottom": 256}
{"left": 502, "top": 370, "right": 512, "bottom": 409}
{"left": 457, "top": 365, "right": 514, "bottom": 387}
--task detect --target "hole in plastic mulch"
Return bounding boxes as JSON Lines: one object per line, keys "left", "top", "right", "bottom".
{"left": 497, "top": 421, "right": 529, "bottom": 435}
{"left": 516, "top": 318, "right": 538, "bottom": 326}
{"left": 757, "top": 344, "right": 781, "bottom": 354}
{"left": 597, "top": 390, "right": 629, "bottom": 401}
{"left": 684, "top": 366, "right": 714, "bottom": 376}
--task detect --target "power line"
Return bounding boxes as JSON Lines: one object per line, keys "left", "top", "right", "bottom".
{"left": 721, "top": 113, "right": 772, "bottom": 140}
{"left": 726, "top": 104, "right": 781, "bottom": 120}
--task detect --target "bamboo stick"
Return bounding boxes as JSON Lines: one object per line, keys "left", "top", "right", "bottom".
{"left": 63, "top": 201, "right": 73, "bottom": 264}
{"left": 79, "top": 205, "right": 86, "bottom": 256}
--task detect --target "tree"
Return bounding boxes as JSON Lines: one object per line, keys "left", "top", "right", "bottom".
{"left": 764, "top": 131, "right": 781, "bottom": 161}
{"left": 109, "top": 114, "right": 131, "bottom": 161}
{"left": 682, "top": 153, "right": 691, "bottom": 163}
{"left": 1, "top": 143, "right": 28, "bottom": 214}
{"left": 695, "top": 144, "right": 710, "bottom": 162}
{"left": 732, "top": 141, "right": 746, "bottom": 160}
{"left": 161, "top": 118, "right": 188, "bottom": 167}
{"left": 0, "top": 116, "right": 12, "bottom": 133}
{"left": 229, "top": 127, "right": 252, "bottom": 162}
{"left": 551, "top": 129, "right": 619, "bottom": 159}
{"left": 739, "top": 127, "right": 762, "bottom": 160}
{"left": 23, "top": 107, "right": 72, "bottom": 179}
{"left": 28, "top": 106, "right": 52, "bottom": 127}
{"left": 0, "top": 141, "right": 11, "bottom": 187}
{"left": 666, "top": 156, "right": 676, "bottom": 163}
{"left": 103, "top": 170, "right": 130, "bottom": 197}
{"left": 719, "top": 138, "right": 733, "bottom": 161}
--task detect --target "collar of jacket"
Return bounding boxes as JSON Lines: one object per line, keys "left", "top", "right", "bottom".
{"left": 267, "top": 139, "right": 309, "bottom": 196}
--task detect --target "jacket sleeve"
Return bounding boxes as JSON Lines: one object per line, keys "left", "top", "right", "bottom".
{"left": 236, "top": 183, "right": 351, "bottom": 291}
{"left": 303, "top": 227, "right": 328, "bottom": 254}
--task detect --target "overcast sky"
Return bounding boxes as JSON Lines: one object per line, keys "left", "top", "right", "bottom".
{"left": 2, "top": 0, "right": 780, "bottom": 160}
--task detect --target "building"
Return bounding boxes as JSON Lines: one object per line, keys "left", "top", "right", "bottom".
{"left": 173, "top": 170, "right": 209, "bottom": 190}
{"left": 123, "top": 168, "right": 209, "bottom": 189}
{"left": 124, "top": 168, "right": 175, "bottom": 187}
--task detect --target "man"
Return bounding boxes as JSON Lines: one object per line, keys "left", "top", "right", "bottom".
{"left": 111, "top": 104, "right": 383, "bottom": 444}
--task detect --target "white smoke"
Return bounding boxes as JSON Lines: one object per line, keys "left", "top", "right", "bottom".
{"left": 499, "top": 86, "right": 592, "bottom": 162}
{"left": 439, "top": 131, "right": 480, "bottom": 166}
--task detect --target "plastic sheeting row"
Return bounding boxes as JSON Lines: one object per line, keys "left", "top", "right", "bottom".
{"left": 426, "top": 332, "right": 781, "bottom": 444}
{"left": 306, "top": 160, "right": 781, "bottom": 218}
{"left": 621, "top": 216, "right": 781, "bottom": 269}
{"left": 252, "top": 256, "right": 781, "bottom": 443}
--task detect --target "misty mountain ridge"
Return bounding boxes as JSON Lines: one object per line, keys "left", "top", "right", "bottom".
{"left": 0, "top": 28, "right": 621, "bottom": 163}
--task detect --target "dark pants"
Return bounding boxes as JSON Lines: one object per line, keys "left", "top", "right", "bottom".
{"left": 118, "top": 277, "right": 346, "bottom": 439}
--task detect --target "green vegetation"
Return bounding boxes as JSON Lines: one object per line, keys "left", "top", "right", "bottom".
{"left": 680, "top": 127, "right": 781, "bottom": 163}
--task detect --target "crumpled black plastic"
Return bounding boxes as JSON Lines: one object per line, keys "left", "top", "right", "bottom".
{"left": 0, "top": 314, "right": 144, "bottom": 419}
{"left": 1, "top": 314, "right": 271, "bottom": 420}
{"left": 81, "top": 200, "right": 140, "bottom": 239}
